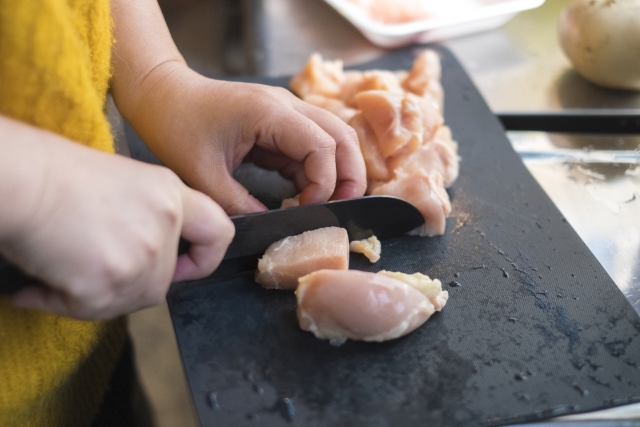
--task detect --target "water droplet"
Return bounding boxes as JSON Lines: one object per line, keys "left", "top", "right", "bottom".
{"left": 449, "top": 281, "right": 461, "bottom": 288}
{"left": 572, "top": 383, "right": 589, "bottom": 396}
{"left": 454, "top": 272, "right": 460, "bottom": 278}
{"left": 515, "top": 372, "right": 528, "bottom": 381}
{"left": 501, "top": 268, "right": 509, "bottom": 278}
{"left": 279, "top": 398, "right": 295, "bottom": 422}
{"left": 207, "top": 392, "right": 220, "bottom": 410}
{"left": 471, "top": 264, "right": 487, "bottom": 270}
{"left": 539, "top": 275, "right": 543, "bottom": 279}
{"left": 253, "top": 383, "right": 264, "bottom": 395}
{"left": 498, "top": 250, "right": 505, "bottom": 255}
{"left": 509, "top": 317, "right": 518, "bottom": 323}
{"left": 244, "top": 371, "right": 254, "bottom": 382}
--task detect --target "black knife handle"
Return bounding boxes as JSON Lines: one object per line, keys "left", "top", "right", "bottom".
{"left": 0, "top": 238, "right": 192, "bottom": 296}
{"left": 0, "top": 257, "right": 41, "bottom": 295}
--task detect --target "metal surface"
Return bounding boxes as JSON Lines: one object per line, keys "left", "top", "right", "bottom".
{"left": 499, "top": 110, "right": 640, "bottom": 134}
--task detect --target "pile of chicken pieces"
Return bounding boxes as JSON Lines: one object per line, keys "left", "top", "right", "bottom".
{"left": 290, "top": 50, "right": 459, "bottom": 236}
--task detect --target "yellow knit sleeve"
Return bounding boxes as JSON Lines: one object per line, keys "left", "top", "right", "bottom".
{"left": 0, "top": 0, "right": 127, "bottom": 426}
{"left": 0, "top": 0, "right": 114, "bottom": 152}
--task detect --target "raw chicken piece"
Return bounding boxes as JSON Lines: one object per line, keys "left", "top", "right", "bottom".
{"left": 371, "top": 170, "right": 451, "bottom": 237}
{"left": 348, "top": 113, "right": 392, "bottom": 181}
{"left": 347, "top": 0, "right": 432, "bottom": 24}
{"left": 280, "top": 195, "right": 300, "bottom": 209}
{"left": 349, "top": 236, "right": 381, "bottom": 263}
{"left": 289, "top": 50, "right": 458, "bottom": 236}
{"left": 376, "top": 271, "right": 448, "bottom": 310}
{"left": 401, "top": 50, "right": 444, "bottom": 111}
{"left": 256, "top": 227, "right": 349, "bottom": 290}
{"left": 341, "top": 70, "right": 404, "bottom": 108}
{"left": 303, "top": 94, "right": 357, "bottom": 123}
{"left": 388, "top": 126, "right": 459, "bottom": 188}
{"left": 296, "top": 269, "right": 439, "bottom": 345}
{"left": 355, "top": 91, "right": 424, "bottom": 158}
{"left": 290, "top": 54, "right": 345, "bottom": 99}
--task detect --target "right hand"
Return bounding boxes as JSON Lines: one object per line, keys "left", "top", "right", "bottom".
{"left": 0, "top": 128, "right": 234, "bottom": 320}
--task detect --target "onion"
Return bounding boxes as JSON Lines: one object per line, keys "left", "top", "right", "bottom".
{"left": 558, "top": 0, "right": 640, "bottom": 91}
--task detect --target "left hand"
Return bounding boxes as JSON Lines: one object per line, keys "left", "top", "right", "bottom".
{"left": 109, "top": 0, "right": 366, "bottom": 215}
{"left": 123, "top": 65, "right": 367, "bottom": 215}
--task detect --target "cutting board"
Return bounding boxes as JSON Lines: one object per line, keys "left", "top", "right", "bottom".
{"left": 155, "top": 46, "right": 640, "bottom": 427}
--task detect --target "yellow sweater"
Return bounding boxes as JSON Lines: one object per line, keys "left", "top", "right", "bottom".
{"left": 0, "top": 0, "right": 127, "bottom": 426}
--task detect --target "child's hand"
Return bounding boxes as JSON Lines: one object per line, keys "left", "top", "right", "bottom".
{"left": 110, "top": 0, "right": 366, "bottom": 215}
{"left": 117, "top": 66, "right": 367, "bottom": 215}
{"left": 0, "top": 117, "right": 234, "bottom": 320}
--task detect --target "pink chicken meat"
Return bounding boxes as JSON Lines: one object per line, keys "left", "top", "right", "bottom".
{"left": 255, "top": 227, "right": 349, "bottom": 290}
{"left": 290, "top": 50, "right": 459, "bottom": 237}
{"left": 296, "top": 269, "right": 447, "bottom": 345}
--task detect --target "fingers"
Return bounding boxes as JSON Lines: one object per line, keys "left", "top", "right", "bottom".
{"left": 173, "top": 188, "right": 235, "bottom": 282}
{"left": 12, "top": 285, "right": 76, "bottom": 318}
{"left": 249, "top": 147, "right": 309, "bottom": 191}
{"left": 256, "top": 107, "right": 337, "bottom": 205}
{"left": 293, "top": 101, "right": 367, "bottom": 200}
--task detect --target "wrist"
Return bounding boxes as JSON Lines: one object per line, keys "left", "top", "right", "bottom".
{"left": 0, "top": 117, "right": 60, "bottom": 250}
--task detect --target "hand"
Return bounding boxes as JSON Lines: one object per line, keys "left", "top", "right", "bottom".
{"left": 118, "top": 65, "right": 367, "bottom": 215}
{"left": 109, "top": 0, "right": 367, "bottom": 215}
{"left": 0, "top": 121, "right": 234, "bottom": 319}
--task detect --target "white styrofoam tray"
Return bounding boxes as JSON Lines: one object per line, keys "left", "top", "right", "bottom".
{"left": 323, "top": 0, "right": 546, "bottom": 47}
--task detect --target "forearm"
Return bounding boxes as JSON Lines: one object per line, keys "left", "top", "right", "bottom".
{"left": 0, "top": 115, "right": 58, "bottom": 247}
{"left": 109, "top": 0, "right": 189, "bottom": 124}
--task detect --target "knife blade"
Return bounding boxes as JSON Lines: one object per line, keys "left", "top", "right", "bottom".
{"left": 225, "top": 195, "right": 424, "bottom": 260}
{"left": 0, "top": 196, "right": 423, "bottom": 294}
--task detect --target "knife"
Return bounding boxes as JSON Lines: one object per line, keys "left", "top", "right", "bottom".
{"left": 0, "top": 196, "right": 424, "bottom": 294}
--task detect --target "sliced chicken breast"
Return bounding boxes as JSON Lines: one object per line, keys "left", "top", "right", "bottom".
{"left": 256, "top": 227, "right": 349, "bottom": 290}
{"left": 296, "top": 269, "right": 443, "bottom": 345}
{"left": 371, "top": 170, "right": 451, "bottom": 236}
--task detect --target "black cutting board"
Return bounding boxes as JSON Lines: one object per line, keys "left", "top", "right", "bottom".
{"left": 164, "top": 46, "right": 640, "bottom": 427}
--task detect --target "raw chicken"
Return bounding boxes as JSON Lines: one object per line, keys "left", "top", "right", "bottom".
{"left": 280, "top": 195, "right": 300, "bottom": 209}
{"left": 256, "top": 227, "right": 349, "bottom": 290}
{"left": 401, "top": 50, "right": 444, "bottom": 111}
{"left": 296, "top": 269, "right": 445, "bottom": 345}
{"left": 388, "top": 126, "right": 459, "bottom": 188}
{"left": 376, "top": 271, "right": 448, "bottom": 310}
{"left": 348, "top": 113, "right": 392, "bottom": 181}
{"left": 371, "top": 170, "right": 451, "bottom": 237}
{"left": 349, "top": 236, "right": 381, "bottom": 263}
{"left": 289, "top": 50, "right": 458, "bottom": 237}
{"left": 341, "top": 70, "right": 404, "bottom": 108}
{"left": 347, "top": 0, "right": 432, "bottom": 24}
{"left": 303, "top": 94, "right": 357, "bottom": 123}
{"left": 355, "top": 91, "right": 425, "bottom": 158}
{"left": 290, "top": 54, "right": 345, "bottom": 99}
